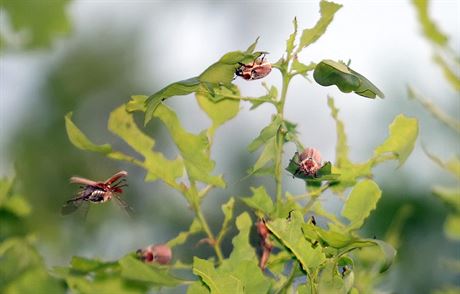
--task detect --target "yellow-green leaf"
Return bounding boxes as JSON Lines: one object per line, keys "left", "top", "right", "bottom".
{"left": 374, "top": 114, "right": 419, "bottom": 166}
{"left": 241, "top": 186, "right": 274, "bottom": 217}
{"left": 411, "top": 0, "right": 448, "bottom": 46}
{"left": 196, "top": 87, "right": 240, "bottom": 138}
{"left": 119, "top": 255, "right": 183, "bottom": 286}
{"left": 155, "top": 104, "right": 225, "bottom": 187}
{"left": 65, "top": 112, "right": 112, "bottom": 154}
{"left": 108, "top": 105, "right": 184, "bottom": 186}
{"left": 298, "top": 1, "right": 342, "bottom": 51}
{"left": 341, "top": 180, "right": 381, "bottom": 231}
{"left": 266, "top": 210, "right": 326, "bottom": 272}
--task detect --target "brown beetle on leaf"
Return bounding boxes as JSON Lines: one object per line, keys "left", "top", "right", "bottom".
{"left": 235, "top": 53, "right": 272, "bottom": 80}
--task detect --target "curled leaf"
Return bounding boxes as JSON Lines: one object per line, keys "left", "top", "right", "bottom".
{"left": 313, "top": 60, "right": 384, "bottom": 98}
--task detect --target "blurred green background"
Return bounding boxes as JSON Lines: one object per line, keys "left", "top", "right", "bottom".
{"left": 0, "top": 0, "right": 458, "bottom": 293}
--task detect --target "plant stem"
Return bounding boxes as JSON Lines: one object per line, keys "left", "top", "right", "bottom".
{"left": 189, "top": 182, "right": 224, "bottom": 263}
{"left": 195, "top": 205, "right": 224, "bottom": 262}
{"left": 274, "top": 73, "right": 292, "bottom": 202}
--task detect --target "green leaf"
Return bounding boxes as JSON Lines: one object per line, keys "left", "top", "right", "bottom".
{"left": 313, "top": 60, "right": 384, "bottom": 98}
{"left": 327, "top": 97, "right": 351, "bottom": 167}
{"left": 314, "top": 226, "right": 354, "bottom": 248}
{"left": 411, "top": 0, "right": 448, "bottom": 46}
{"left": 126, "top": 95, "right": 148, "bottom": 112}
{"left": 298, "top": 1, "right": 342, "bottom": 51}
{"left": 317, "top": 260, "right": 346, "bottom": 293}
{"left": 3, "top": 267, "right": 65, "bottom": 294}
{"left": 192, "top": 257, "right": 242, "bottom": 294}
{"left": 216, "top": 213, "right": 271, "bottom": 293}
{"left": 273, "top": 196, "right": 302, "bottom": 219}
{"left": 224, "top": 213, "right": 257, "bottom": 265}
{"left": 144, "top": 77, "right": 201, "bottom": 125}
{"left": 250, "top": 138, "right": 277, "bottom": 175}
{"left": 0, "top": 0, "right": 71, "bottom": 49}
{"left": 248, "top": 116, "right": 282, "bottom": 152}
{"left": 154, "top": 104, "right": 225, "bottom": 187}
{"left": 167, "top": 218, "right": 202, "bottom": 248}
{"left": 196, "top": 85, "right": 240, "bottom": 137}
{"left": 444, "top": 214, "right": 460, "bottom": 241}
{"left": 143, "top": 41, "right": 260, "bottom": 124}
{"left": 70, "top": 256, "right": 116, "bottom": 273}
{"left": 340, "top": 239, "right": 396, "bottom": 273}
{"left": 241, "top": 186, "right": 274, "bottom": 217}
{"left": 266, "top": 210, "right": 326, "bottom": 272}
{"left": 286, "top": 17, "right": 298, "bottom": 57}
{"left": 66, "top": 276, "right": 145, "bottom": 294}
{"left": 292, "top": 60, "right": 316, "bottom": 78}
{"left": 341, "top": 180, "right": 382, "bottom": 231}
{"left": 65, "top": 112, "right": 112, "bottom": 153}
{"left": 374, "top": 114, "right": 419, "bottom": 166}
{"left": 119, "top": 255, "right": 183, "bottom": 286}
{"left": 187, "top": 281, "right": 210, "bottom": 294}
{"left": 108, "top": 105, "right": 184, "bottom": 186}
{"left": 217, "top": 197, "right": 235, "bottom": 242}
{"left": 199, "top": 51, "right": 258, "bottom": 84}
{"left": 245, "top": 37, "right": 259, "bottom": 54}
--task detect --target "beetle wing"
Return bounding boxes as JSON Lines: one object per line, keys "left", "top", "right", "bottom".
{"left": 113, "top": 195, "right": 134, "bottom": 218}
{"left": 70, "top": 176, "right": 98, "bottom": 186}
{"left": 61, "top": 198, "right": 84, "bottom": 215}
{"left": 104, "top": 171, "right": 128, "bottom": 185}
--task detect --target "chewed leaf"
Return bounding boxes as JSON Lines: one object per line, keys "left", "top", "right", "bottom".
{"left": 108, "top": 105, "right": 184, "bottom": 186}
{"left": 167, "top": 218, "right": 202, "bottom": 248}
{"left": 341, "top": 180, "right": 381, "bottom": 231}
{"left": 374, "top": 114, "right": 418, "bottom": 166}
{"left": 193, "top": 258, "right": 241, "bottom": 294}
{"left": 298, "top": 1, "right": 342, "bottom": 51}
{"left": 196, "top": 84, "right": 240, "bottom": 137}
{"left": 144, "top": 77, "right": 201, "bottom": 125}
{"left": 155, "top": 104, "right": 225, "bottom": 187}
{"left": 411, "top": 0, "right": 448, "bottom": 46}
{"left": 313, "top": 60, "right": 384, "bottom": 98}
{"left": 65, "top": 112, "right": 112, "bottom": 153}
{"left": 266, "top": 210, "right": 326, "bottom": 272}
{"left": 327, "top": 97, "right": 351, "bottom": 167}
{"left": 241, "top": 186, "right": 274, "bottom": 217}
{"left": 119, "top": 256, "right": 183, "bottom": 286}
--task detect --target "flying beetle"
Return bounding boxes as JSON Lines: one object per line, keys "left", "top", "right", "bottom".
{"left": 61, "top": 170, "right": 133, "bottom": 217}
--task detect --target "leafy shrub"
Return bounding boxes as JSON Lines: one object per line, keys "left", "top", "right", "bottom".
{"left": 1, "top": 1, "right": 421, "bottom": 293}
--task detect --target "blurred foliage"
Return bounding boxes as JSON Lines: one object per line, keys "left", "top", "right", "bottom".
{"left": 0, "top": 0, "right": 71, "bottom": 49}
{"left": 0, "top": 177, "right": 65, "bottom": 294}
{"left": 408, "top": 0, "right": 460, "bottom": 292}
